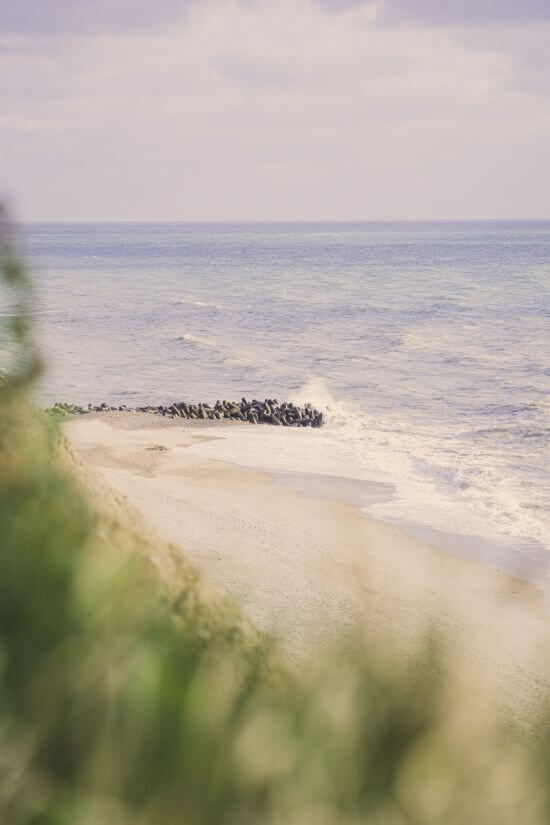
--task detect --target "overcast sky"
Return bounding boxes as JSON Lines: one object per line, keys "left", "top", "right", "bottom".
{"left": 1, "top": 0, "right": 549, "bottom": 221}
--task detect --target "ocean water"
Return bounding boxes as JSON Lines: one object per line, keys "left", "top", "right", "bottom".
{"left": 9, "top": 221, "right": 550, "bottom": 578}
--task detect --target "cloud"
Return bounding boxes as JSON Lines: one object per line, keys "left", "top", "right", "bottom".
{"left": 0, "top": 0, "right": 191, "bottom": 36}
{"left": 321, "top": 0, "right": 550, "bottom": 26}
{"left": 2, "top": 0, "right": 549, "bottom": 40}
{"left": 1, "top": 0, "right": 549, "bottom": 220}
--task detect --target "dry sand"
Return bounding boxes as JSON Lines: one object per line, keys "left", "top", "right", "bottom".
{"left": 64, "top": 412, "right": 550, "bottom": 728}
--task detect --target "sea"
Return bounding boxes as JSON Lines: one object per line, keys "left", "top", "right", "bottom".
{"left": 10, "top": 221, "right": 550, "bottom": 584}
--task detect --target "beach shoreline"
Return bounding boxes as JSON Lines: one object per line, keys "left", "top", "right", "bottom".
{"left": 63, "top": 411, "right": 550, "bottom": 728}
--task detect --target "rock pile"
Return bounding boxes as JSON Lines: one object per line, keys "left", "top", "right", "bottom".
{"left": 47, "top": 398, "right": 324, "bottom": 427}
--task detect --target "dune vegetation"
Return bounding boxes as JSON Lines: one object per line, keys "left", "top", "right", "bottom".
{"left": 2, "top": 210, "right": 550, "bottom": 824}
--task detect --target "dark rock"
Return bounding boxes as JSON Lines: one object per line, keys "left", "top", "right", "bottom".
{"left": 53, "top": 396, "right": 324, "bottom": 428}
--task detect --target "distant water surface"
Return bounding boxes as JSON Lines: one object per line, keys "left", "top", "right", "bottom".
{"left": 12, "top": 221, "right": 550, "bottom": 578}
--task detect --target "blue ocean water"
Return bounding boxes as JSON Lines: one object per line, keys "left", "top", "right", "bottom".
{"left": 9, "top": 221, "right": 550, "bottom": 572}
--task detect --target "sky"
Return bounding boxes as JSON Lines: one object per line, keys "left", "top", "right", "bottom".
{"left": 1, "top": 0, "right": 549, "bottom": 221}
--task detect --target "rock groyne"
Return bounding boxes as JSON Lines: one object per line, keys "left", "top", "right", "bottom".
{"left": 47, "top": 398, "right": 324, "bottom": 427}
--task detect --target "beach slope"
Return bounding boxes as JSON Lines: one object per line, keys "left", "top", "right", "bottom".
{"left": 64, "top": 412, "right": 550, "bottom": 728}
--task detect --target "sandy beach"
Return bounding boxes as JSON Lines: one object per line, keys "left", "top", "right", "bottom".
{"left": 64, "top": 412, "right": 550, "bottom": 728}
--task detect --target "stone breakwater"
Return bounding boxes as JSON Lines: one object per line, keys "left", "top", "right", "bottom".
{"left": 47, "top": 398, "right": 324, "bottom": 427}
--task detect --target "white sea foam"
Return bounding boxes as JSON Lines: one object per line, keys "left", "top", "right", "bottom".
{"left": 179, "top": 334, "right": 217, "bottom": 349}
{"left": 188, "top": 377, "right": 550, "bottom": 558}
{"left": 175, "top": 296, "right": 223, "bottom": 309}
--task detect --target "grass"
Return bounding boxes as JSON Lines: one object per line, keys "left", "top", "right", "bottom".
{"left": 2, "top": 208, "right": 550, "bottom": 823}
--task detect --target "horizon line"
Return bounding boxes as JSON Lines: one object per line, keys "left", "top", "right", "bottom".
{"left": 18, "top": 217, "right": 550, "bottom": 225}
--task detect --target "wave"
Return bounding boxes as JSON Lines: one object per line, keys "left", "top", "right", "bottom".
{"left": 0, "top": 309, "right": 60, "bottom": 318}
{"left": 290, "top": 377, "right": 355, "bottom": 422}
{"left": 173, "top": 297, "right": 223, "bottom": 310}
{"left": 176, "top": 333, "right": 218, "bottom": 349}
{"left": 287, "top": 378, "right": 550, "bottom": 552}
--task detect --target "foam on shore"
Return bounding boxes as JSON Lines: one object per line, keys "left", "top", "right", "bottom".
{"left": 183, "top": 421, "right": 550, "bottom": 591}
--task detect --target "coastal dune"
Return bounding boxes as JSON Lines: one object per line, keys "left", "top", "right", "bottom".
{"left": 64, "top": 412, "right": 550, "bottom": 729}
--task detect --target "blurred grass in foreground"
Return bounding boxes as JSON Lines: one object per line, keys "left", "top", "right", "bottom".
{"left": 2, "top": 208, "right": 550, "bottom": 824}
